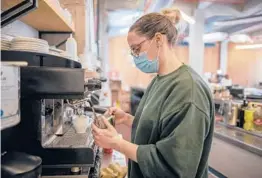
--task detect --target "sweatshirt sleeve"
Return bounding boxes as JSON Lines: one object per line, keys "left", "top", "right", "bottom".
{"left": 136, "top": 103, "right": 210, "bottom": 178}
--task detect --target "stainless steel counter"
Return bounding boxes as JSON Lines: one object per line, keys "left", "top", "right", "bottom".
{"left": 214, "top": 122, "right": 262, "bottom": 156}
{"left": 210, "top": 123, "right": 262, "bottom": 178}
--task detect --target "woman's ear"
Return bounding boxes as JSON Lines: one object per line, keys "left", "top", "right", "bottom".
{"left": 155, "top": 33, "right": 163, "bottom": 47}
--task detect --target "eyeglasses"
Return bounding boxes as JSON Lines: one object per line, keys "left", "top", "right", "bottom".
{"left": 130, "top": 39, "right": 147, "bottom": 57}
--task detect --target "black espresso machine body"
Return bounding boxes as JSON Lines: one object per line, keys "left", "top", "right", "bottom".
{"left": 1, "top": 61, "right": 42, "bottom": 178}
{"left": 1, "top": 50, "right": 101, "bottom": 177}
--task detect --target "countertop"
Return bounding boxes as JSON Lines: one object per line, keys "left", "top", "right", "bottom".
{"left": 96, "top": 117, "right": 262, "bottom": 178}
{"left": 100, "top": 124, "right": 217, "bottom": 178}
{"left": 214, "top": 122, "right": 262, "bottom": 156}
{"left": 49, "top": 117, "right": 261, "bottom": 178}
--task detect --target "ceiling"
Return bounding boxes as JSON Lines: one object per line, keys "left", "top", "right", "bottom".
{"left": 105, "top": 0, "right": 144, "bottom": 11}
{"left": 106, "top": 0, "right": 262, "bottom": 43}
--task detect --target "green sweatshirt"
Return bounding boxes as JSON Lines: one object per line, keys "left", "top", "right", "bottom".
{"left": 128, "top": 65, "right": 214, "bottom": 178}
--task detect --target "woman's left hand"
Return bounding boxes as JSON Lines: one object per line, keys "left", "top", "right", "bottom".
{"left": 92, "top": 118, "right": 120, "bottom": 149}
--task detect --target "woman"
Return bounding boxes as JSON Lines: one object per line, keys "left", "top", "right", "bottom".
{"left": 92, "top": 8, "right": 214, "bottom": 178}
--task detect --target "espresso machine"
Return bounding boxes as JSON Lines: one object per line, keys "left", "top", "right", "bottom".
{"left": 1, "top": 50, "right": 106, "bottom": 177}
{"left": 1, "top": 62, "right": 43, "bottom": 178}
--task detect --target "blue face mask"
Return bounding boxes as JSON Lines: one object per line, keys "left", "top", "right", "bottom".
{"left": 133, "top": 40, "right": 159, "bottom": 73}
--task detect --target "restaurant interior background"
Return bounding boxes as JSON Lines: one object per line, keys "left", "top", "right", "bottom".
{"left": 107, "top": 0, "right": 262, "bottom": 89}
{"left": 109, "top": 36, "right": 262, "bottom": 88}
{"left": 1, "top": 0, "right": 262, "bottom": 178}
{"left": 109, "top": 36, "right": 262, "bottom": 87}
{"left": 106, "top": 1, "right": 262, "bottom": 177}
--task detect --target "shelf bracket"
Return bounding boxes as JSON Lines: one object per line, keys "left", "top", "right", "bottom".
{"left": 1, "top": 0, "right": 38, "bottom": 28}
{"left": 39, "top": 31, "right": 73, "bottom": 49}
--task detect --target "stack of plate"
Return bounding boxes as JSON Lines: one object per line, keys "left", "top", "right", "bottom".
{"left": 49, "top": 47, "right": 73, "bottom": 60}
{"left": 1, "top": 36, "right": 12, "bottom": 50}
{"left": 11, "top": 37, "right": 49, "bottom": 53}
{"left": 49, "top": 47, "right": 64, "bottom": 56}
{"left": 60, "top": 51, "right": 73, "bottom": 60}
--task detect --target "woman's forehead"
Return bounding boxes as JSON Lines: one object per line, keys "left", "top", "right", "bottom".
{"left": 127, "top": 32, "right": 146, "bottom": 46}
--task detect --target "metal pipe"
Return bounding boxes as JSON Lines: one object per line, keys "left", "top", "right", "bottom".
{"left": 214, "top": 15, "right": 262, "bottom": 27}
{"left": 232, "top": 23, "right": 262, "bottom": 35}
{"left": 96, "top": 0, "right": 100, "bottom": 56}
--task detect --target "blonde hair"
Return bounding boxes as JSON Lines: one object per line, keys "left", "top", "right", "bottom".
{"left": 129, "top": 8, "right": 181, "bottom": 46}
{"left": 160, "top": 8, "right": 181, "bottom": 26}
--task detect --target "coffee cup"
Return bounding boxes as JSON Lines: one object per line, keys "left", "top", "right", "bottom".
{"left": 72, "top": 115, "right": 91, "bottom": 133}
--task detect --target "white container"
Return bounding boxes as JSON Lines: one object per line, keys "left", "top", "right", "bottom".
{"left": 66, "top": 34, "right": 78, "bottom": 61}
{"left": 1, "top": 63, "right": 21, "bottom": 130}
{"left": 72, "top": 115, "right": 91, "bottom": 133}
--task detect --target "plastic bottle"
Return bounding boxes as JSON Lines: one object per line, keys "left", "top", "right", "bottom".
{"left": 237, "top": 99, "right": 248, "bottom": 128}
{"left": 244, "top": 105, "right": 255, "bottom": 131}
{"left": 66, "top": 34, "right": 78, "bottom": 61}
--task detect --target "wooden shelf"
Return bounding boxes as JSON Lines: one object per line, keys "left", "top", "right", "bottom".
{"left": 1, "top": 0, "right": 74, "bottom": 32}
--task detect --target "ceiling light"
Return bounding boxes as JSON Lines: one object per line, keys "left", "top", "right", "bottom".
{"left": 235, "top": 44, "right": 262, "bottom": 49}
{"left": 214, "top": 16, "right": 262, "bottom": 26}
{"left": 183, "top": 32, "right": 228, "bottom": 43}
{"left": 203, "top": 32, "right": 228, "bottom": 42}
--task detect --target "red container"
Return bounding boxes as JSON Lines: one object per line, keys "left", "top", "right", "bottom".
{"left": 104, "top": 148, "right": 113, "bottom": 154}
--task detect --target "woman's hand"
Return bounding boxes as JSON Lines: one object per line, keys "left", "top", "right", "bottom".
{"left": 92, "top": 118, "right": 120, "bottom": 149}
{"left": 107, "top": 107, "right": 128, "bottom": 125}
{"left": 92, "top": 117, "right": 138, "bottom": 162}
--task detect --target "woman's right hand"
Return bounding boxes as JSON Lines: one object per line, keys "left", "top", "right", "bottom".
{"left": 107, "top": 107, "right": 128, "bottom": 125}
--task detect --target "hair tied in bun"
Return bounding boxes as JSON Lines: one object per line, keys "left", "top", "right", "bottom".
{"left": 161, "top": 8, "right": 181, "bottom": 26}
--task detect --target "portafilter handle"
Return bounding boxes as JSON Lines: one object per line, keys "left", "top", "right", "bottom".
{"left": 84, "top": 106, "right": 107, "bottom": 114}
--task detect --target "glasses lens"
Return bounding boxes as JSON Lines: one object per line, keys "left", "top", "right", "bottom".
{"left": 130, "top": 49, "right": 138, "bottom": 57}
{"left": 130, "top": 39, "right": 147, "bottom": 57}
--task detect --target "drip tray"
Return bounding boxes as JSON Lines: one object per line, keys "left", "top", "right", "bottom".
{"left": 40, "top": 148, "right": 95, "bottom": 167}
{"left": 45, "top": 127, "right": 93, "bottom": 148}
{"left": 39, "top": 128, "right": 95, "bottom": 167}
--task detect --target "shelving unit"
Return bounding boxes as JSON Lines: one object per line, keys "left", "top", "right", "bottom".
{"left": 1, "top": 0, "right": 74, "bottom": 32}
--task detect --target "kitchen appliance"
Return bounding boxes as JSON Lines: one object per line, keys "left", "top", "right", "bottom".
{"left": 223, "top": 101, "right": 241, "bottom": 126}
{"left": 1, "top": 50, "right": 106, "bottom": 177}
{"left": 228, "top": 85, "right": 244, "bottom": 99}
{"left": 1, "top": 62, "right": 43, "bottom": 178}
{"left": 229, "top": 86, "right": 262, "bottom": 100}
